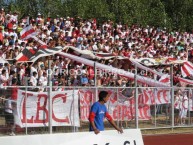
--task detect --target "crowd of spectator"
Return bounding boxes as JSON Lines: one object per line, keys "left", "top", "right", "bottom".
{"left": 0, "top": 8, "right": 193, "bottom": 92}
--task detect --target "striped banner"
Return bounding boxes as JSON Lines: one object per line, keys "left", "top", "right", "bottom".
{"left": 16, "top": 46, "right": 63, "bottom": 62}
{"left": 16, "top": 47, "right": 36, "bottom": 62}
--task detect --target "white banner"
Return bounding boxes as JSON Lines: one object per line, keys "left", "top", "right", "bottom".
{"left": 58, "top": 51, "right": 168, "bottom": 87}
{"left": 141, "top": 88, "right": 171, "bottom": 104}
{"left": 79, "top": 89, "right": 96, "bottom": 121}
{"left": 188, "top": 98, "right": 193, "bottom": 111}
{"left": 14, "top": 88, "right": 172, "bottom": 127}
{"left": 15, "top": 90, "right": 80, "bottom": 127}
{"left": 0, "top": 129, "right": 144, "bottom": 145}
{"left": 79, "top": 89, "right": 151, "bottom": 121}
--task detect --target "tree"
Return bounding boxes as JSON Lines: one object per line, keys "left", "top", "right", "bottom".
{"left": 1, "top": 0, "right": 193, "bottom": 31}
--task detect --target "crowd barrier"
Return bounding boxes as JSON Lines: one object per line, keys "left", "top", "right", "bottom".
{"left": 0, "top": 129, "right": 144, "bottom": 145}
{"left": 0, "top": 86, "right": 193, "bottom": 136}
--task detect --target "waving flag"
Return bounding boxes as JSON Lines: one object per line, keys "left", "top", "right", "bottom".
{"left": 31, "top": 35, "right": 48, "bottom": 49}
{"left": 20, "top": 25, "right": 36, "bottom": 40}
{"left": 15, "top": 47, "right": 36, "bottom": 62}
{"left": 29, "top": 46, "right": 63, "bottom": 62}
{"left": 181, "top": 61, "right": 193, "bottom": 77}
{"left": 16, "top": 46, "right": 63, "bottom": 62}
{"left": 159, "top": 74, "right": 170, "bottom": 84}
{"left": 58, "top": 51, "right": 169, "bottom": 87}
{"left": 20, "top": 25, "right": 48, "bottom": 48}
{"left": 65, "top": 46, "right": 97, "bottom": 59}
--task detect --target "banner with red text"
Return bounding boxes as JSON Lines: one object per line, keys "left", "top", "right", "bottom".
{"left": 15, "top": 88, "right": 171, "bottom": 127}
{"left": 141, "top": 88, "right": 171, "bottom": 105}
{"left": 106, "top": 90, "right": 151, "bottom": 121}
{"left": 79, "top": 89, "right": 151, "bottom": 121}
{"left": 79, "top": 89, "right": 96, "bottom": 121}
{"left": 15, "top": 90, "right": 80, "bottom": 127}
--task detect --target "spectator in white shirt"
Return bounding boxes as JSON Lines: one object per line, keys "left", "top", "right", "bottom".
{"left": 0, "top": 69, "right": 9, "bottom": 98}
{"left": 38, "top": 72, "right": 48, "bottom": 92}
{"left": 0, "top": 69, "right": 9, "bottom": 88}
{"left": 29, "top": 71, "right": 37, "bottom": 87}
{"left": 30, "top": 63, "right": 38, "bottom": 78}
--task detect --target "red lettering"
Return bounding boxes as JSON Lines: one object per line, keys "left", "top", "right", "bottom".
{"left": 143, "top": 105, "right": 151, "bottom": 119}
{"left": 79, "top": 90, "right": 94, "bottom": 120}
{"left": 157, "top": 90, "right": 169, "bottom": 104}
{"left": 113, "top": 106, "right": 118, "bottom": 120}
{"left": 163, "top": 90, "right": 170, "bottom": 103}
{"left": 21, "top": 92, "right": 34, "bottom": 123}
{"left": 157, "top": 90, "right": 162, "bottom": 104}
{"left": 110, "top": 93, "right": 117, "bottom": 104}
{"left": 139, "top": 105, "right": 151, "bottom": 119}
{"left": 79, "top": 91, "right": 94, "bottom": 105}
{"left": 34, "top": 94, "right": 48, "bottom": 123}
{"left": 142, "top": 90, "right": 152, "bottom": 104}
{"left": 52, "top": 94, "right": 69, "bottom": 123}
{"left": 121, "top": 105, "right": 130, "bottom": 120}
{"left": 138, "top": 107, "right": 143, "bottom": 119}
{"left": 149, "top": 90, "right": 155, "bottom": 105}
{"left": 138, "top": 94, "right": 142, "bottom": 104}
{"left": 84, "top": 91, "right": 94, "bottom": 104}
{"left": 80, "top": 106, "right": 90, "bottom": 120}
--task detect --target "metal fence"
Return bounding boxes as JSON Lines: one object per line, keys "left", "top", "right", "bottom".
{"left": 0, "top": 85, "right": 193, "bottom": 136}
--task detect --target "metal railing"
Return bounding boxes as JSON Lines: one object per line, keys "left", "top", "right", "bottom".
{"left": 0, "top": 85, "right": 193, "bottom": 136}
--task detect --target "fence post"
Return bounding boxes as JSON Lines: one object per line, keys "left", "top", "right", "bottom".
{"left": 170, "top": 64, "right": 174, "bottom": 130}
{"left": 134, "top": 64, "right": 138, "bottom": 129}
{"left": 188, "top": 88, "right": 190, "bottom": 125}
{"left": 72, "top": 87, "right": 76, "bottom": 132}
{"left": 116, "top": 88, "right": 120, "bottom": 127}
{"left": 94, "top": 62, "right": 97, "bottom": 87}
{"left": 48, "top": 60, "right": 52, "bottom": 134}
{"left": 94, "top": 62, "right": 98, "bottom": 107}
{"left": 154, "top": 89, "right": 157, "bottom": 127}
{"left": 24, "top": 76, "right": 28, "bottom": 135}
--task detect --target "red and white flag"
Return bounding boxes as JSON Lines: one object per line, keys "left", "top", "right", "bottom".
{"left": 30, "top": 35, "right": 48, "bottom": 49}
{"left": 177, "top": 77, "right": 193, "bottom": 86}
{"left": 159, "top": 74, "right": 170, "bottom": 84}
{"left": 20, "top": 26, "right": 47, "bottom": 48}
{"left": 20, "top": 25, "right": 36, "bottom": 40}
{"left": 15, "top": 47, "right": 36, "bottom": 62}
{"left": 16, "top": 46, "right": 63, "bottom": 62}
{"left": 181, "top": 61, "right": 193, "bottom": 77}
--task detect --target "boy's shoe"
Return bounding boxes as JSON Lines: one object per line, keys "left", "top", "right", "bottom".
{"left": 9, "top": 132, "right": 16, "bottom": 136}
